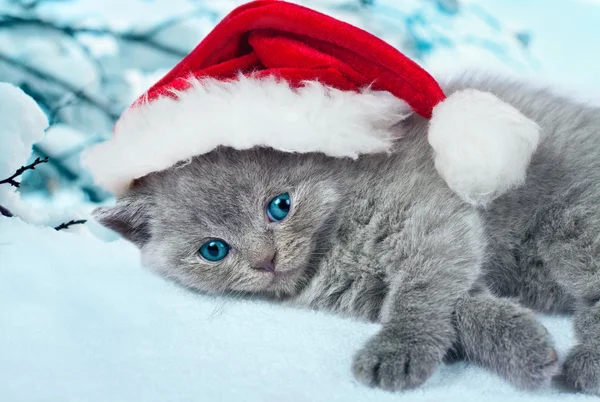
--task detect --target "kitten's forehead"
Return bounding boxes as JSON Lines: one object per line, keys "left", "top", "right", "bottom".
{"left": 148, "top": 148, "right": 303, "bottom": 231}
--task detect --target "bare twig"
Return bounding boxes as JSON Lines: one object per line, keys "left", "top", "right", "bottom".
{"left": 55, "top": 219, "right": 87, "bottom": 231}
{"left": 0, "top": 157, "right": 48, "bottom": 188}
{"left": 0, "top": 156, "right": 48, "bottom": 219}
{"left": 0, "top": 205, "right": 13, "bottom": 217}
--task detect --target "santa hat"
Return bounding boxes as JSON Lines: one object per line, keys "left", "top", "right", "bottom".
{"left": 83, "top": 0, "right": 540, "bottom": 206}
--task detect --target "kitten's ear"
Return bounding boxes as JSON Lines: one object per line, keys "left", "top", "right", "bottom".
{"left": 93, "top": 196, "right": 152, "bottom": 247}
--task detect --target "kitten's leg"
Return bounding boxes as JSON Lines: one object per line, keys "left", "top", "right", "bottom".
{"left": 352, "top": 207, "right": 485, "bottom": 391}
{"left": 536, "top": 206, "right": 600, "bottom": 394}
{"left": 454, "top": 291, "right": 558, "bottom": 389}
{"left": 351, "top": 279, "right": 458, "bottom": 391}
{"left": 562, "top": 301, "right": 600, "bottom": 394}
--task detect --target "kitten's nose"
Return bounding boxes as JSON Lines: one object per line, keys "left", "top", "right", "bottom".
{"left": 254, "top": 252, "right": 276, "bottom": 273}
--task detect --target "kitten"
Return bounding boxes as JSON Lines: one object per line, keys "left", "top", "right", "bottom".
{"left": 95, "top": 75, "right": 600, "bottom": 394}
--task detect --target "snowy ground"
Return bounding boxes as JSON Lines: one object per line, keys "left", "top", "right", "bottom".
{"left": 1, "top": 217, "right": 597, "bottom": 402}
{"left": 2, "top": 0, "right": 600, "bottom": 401}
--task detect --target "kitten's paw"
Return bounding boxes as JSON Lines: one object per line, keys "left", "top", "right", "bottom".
{"left": 351, "top": 330, "right": 445, "bottom": 391}
{"left": 503, "top": 313, "right": 558, "bottom": 389}
{"left": 562, "top": 344, "right": 600, "bottom": 395}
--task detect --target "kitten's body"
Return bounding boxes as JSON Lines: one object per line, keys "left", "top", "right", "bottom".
{"left": 97, "top": 76, "right": 600, "bottom": 394}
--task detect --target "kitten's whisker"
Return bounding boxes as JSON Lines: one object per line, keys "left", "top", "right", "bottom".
{"left": 208, "top": 287, "right": 229, "bottom": 320}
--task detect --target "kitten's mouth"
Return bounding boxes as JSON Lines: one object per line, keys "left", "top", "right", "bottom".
{"left": 269, "top": 267, "right": 301, "bottom": 283}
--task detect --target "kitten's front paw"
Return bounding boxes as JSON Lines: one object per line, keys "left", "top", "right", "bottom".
{"left": 351, "top": 329, "right": 446, "bottom": 391}
{"left": 495, "top": 311, "right": 558, "bottom": 389}
{"left": 562, "top": 344, "right": 600, "bottom": 395}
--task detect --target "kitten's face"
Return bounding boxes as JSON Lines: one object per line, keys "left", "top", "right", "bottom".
{"left": 96, "top": 148, "right": 342, "bottom": 298}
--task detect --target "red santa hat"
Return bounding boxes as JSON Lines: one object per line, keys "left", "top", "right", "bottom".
{"left": 83, "top": 0, "right": 540, "bottom": 206}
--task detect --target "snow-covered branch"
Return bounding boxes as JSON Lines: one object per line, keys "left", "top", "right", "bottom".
{"left": 0, "top": 14, "right": 188, "bottom": 57}
{"left": 0, "top": 52, "right": 119, "bottom": 120}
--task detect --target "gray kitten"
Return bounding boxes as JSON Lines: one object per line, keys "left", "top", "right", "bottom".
{"left": 95, "top": 75, "right": 600, "bottom": 394}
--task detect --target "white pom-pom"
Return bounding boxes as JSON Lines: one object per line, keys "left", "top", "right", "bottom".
{"left": 428, "top": 89, "right": 541, "bottom": 207}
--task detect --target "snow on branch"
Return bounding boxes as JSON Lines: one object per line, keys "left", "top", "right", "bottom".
{"left": 0, "top": 14, "right": 189, "bottom": 58}
{"left": 0, "top": 52, "right": 120, "bottom": 121}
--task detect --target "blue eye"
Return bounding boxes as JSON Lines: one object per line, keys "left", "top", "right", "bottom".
{"left": 199, "top": 239, "right": 230, "bottom": 262}
{"left": 266, "top": 192, "right": 291, "bottom": 222}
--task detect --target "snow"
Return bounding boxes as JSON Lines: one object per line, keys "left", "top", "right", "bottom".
{"left": 0, "top": 216, "right": 595, "bottom": 402}
{"left": 2, "top": 0, "right": 600, "bottom": 401}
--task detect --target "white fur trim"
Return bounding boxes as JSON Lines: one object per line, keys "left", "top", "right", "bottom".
{"left": 428, "top": 89, "right": 541, "bottom": 207}
{"left": 82, "top": 75, "right": 410, "bottom": 196}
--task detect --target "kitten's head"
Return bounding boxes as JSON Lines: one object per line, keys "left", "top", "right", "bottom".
{"left": 94, "top": 147, "right": 342, "bottom": 298}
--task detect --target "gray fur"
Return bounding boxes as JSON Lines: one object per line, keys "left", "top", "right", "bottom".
{"left": 95, "top": 75, "right": 600, "bottom": 394}
{"left": 453, "top": 288, "right": 558, "bottom": 389}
